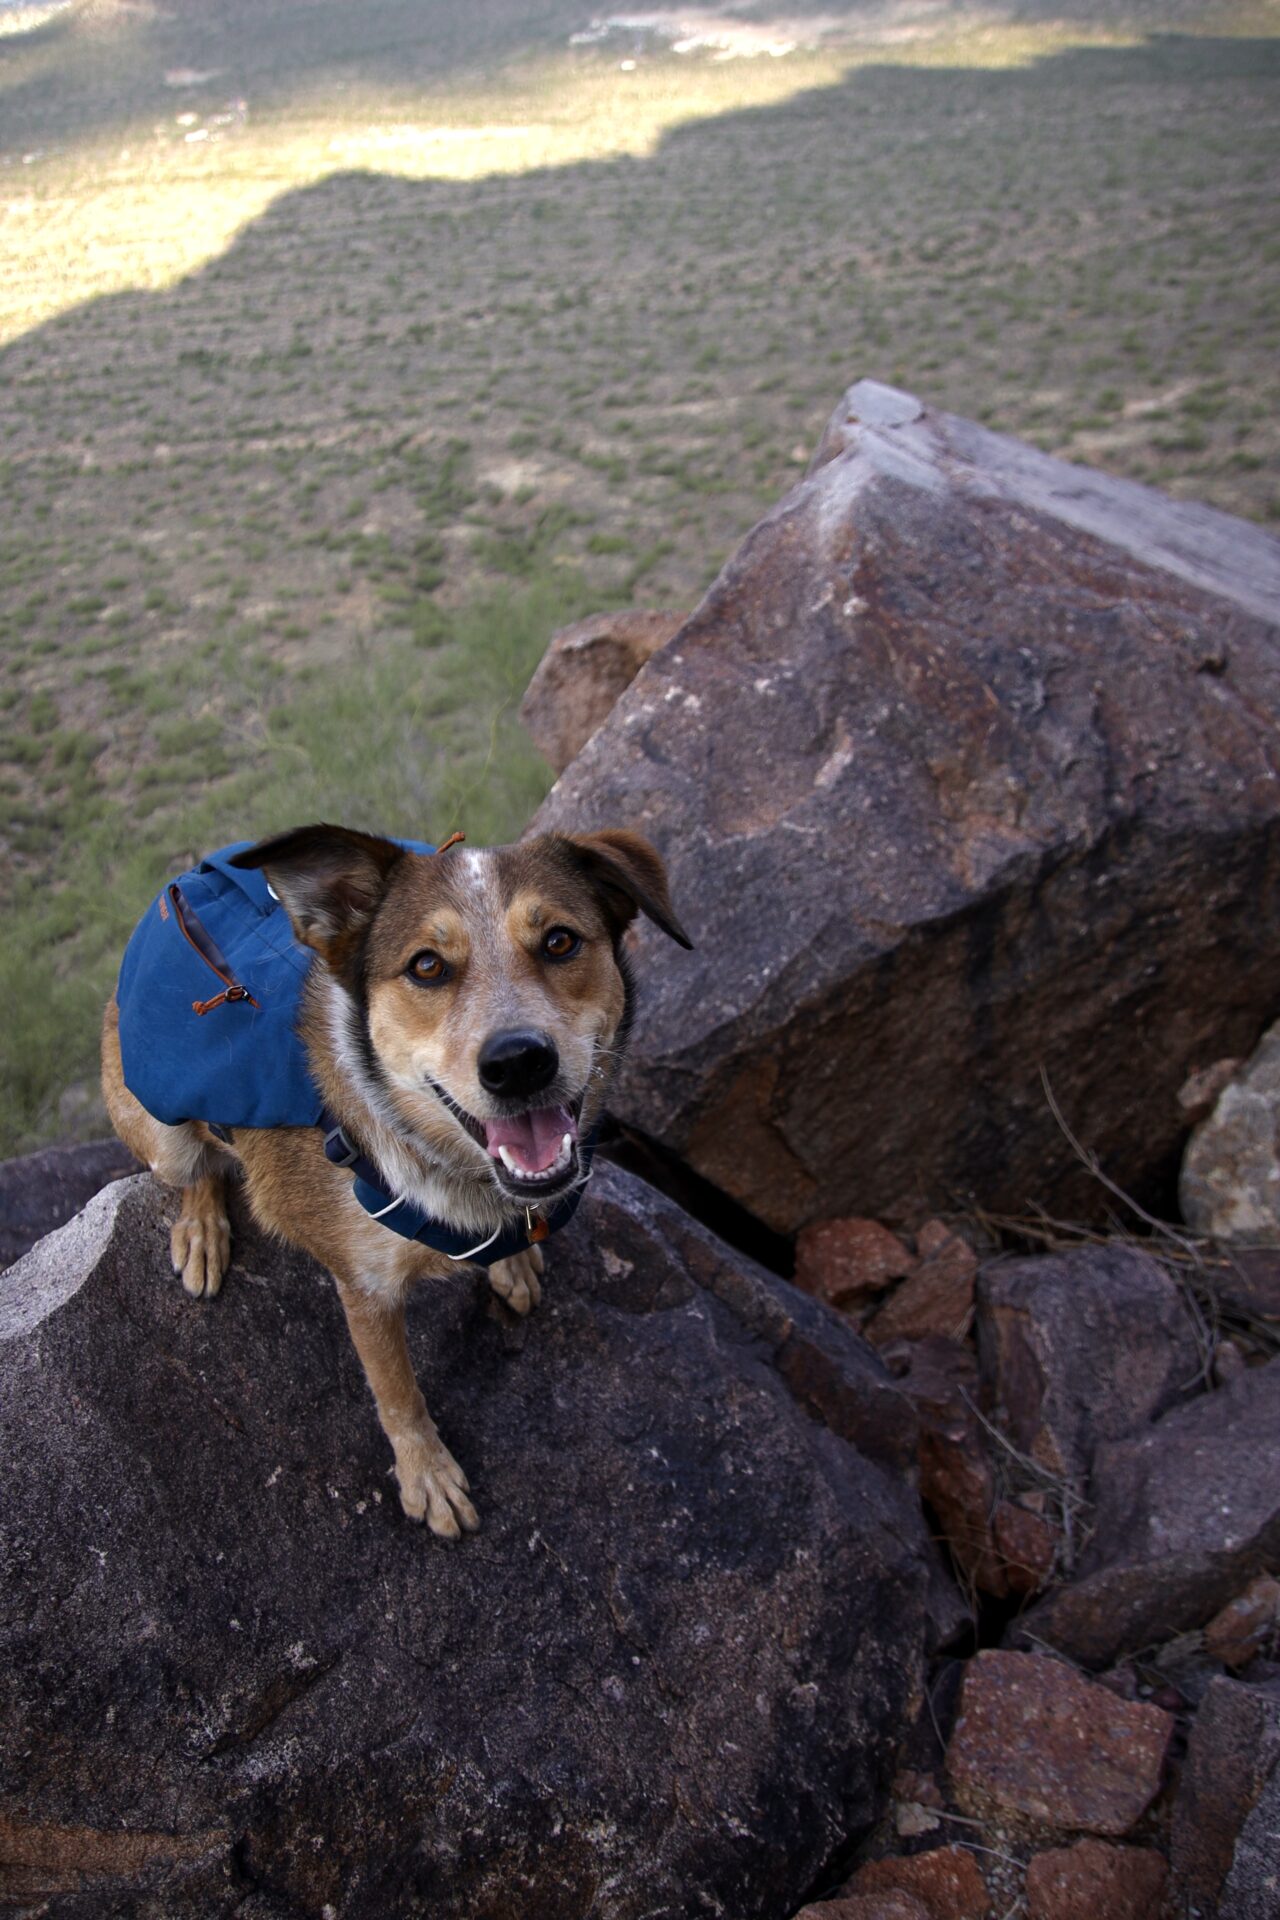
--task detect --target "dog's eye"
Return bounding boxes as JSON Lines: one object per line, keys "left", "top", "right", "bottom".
{"left": 407, "top": 950, "right": 451, "bottom": 985}
{"left": 542, "top": 927, "right": 581, "bottom": 962}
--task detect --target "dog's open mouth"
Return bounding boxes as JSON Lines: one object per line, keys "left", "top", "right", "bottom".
{"left": 483, "top": 1104, "right": 580, "bottom": 1195}
{"left": 428, "top": 1078, "right": 581, "bottom": 1199}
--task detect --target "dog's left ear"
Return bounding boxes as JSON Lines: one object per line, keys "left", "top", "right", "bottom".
{"left": 563, "top": 829, "right": 693, "bottom": 950}
{"left": 229, "top": 823, "right": 405, "bottom": 974}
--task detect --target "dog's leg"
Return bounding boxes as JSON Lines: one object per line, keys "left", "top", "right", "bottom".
{"left": 334, "top": 1277, "right": 480, "bottom": 1539}
{"left": 487, "top": 1243, "right": 543, "bottom": 1316}
{"left": 101, "top": 996, "right": 233, "bottom": 1298}
{"left": 169, "top": 1173, "right": 233, "bottom": 1300}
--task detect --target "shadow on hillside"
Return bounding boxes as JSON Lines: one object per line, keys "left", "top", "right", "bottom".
{"left": 4, "top": 29, "right": 1275, "bottom": 374}
{"left": 0, "top": 0, "right": 600, "bottom": 154}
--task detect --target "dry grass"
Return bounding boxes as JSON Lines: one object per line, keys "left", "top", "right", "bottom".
{"left": 1, "top": 0, "right": 1277, "bottom": 1149}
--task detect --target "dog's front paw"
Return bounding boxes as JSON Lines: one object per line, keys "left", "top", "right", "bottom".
{"left": 394, "top": 1429, "right": 480, "bottom": 1540}
{"left": 171, "top": 1182, "right": 231, "bottom": 1299}
{"left": 488, "top": 1245, "right": 543, "bottom": 1316}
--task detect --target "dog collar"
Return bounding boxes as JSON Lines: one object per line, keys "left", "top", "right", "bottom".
{"left": 317, "top": 1109, "right": 596, "bottom": 1269}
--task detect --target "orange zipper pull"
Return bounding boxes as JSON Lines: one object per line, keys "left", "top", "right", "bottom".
{"left": 192, "top": 986, "right": 251, "bottom": 1015}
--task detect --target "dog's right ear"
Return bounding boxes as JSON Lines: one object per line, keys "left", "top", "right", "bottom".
{"left": 230, "top": 825, "right": 405, "bottom": 975}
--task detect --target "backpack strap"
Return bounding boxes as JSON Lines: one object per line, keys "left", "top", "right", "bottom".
{"left": 317, "top": 1109, "right": 594, "bottom": 1269}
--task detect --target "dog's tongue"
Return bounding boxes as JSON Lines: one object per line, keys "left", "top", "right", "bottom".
{"left": 484, "top": 1104, "right": 576, "bottom": 1173}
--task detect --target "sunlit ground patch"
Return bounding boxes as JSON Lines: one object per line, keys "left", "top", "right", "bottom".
{"left": 0, "top": 19, "right": 1150, "bottom": 346}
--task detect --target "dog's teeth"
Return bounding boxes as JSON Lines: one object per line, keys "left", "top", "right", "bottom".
{"left": 498, "top": 1145, "right": 519, "bottom": 1174}
{"left": 561, "top": 1133, "right": 571, "bottom": 1155}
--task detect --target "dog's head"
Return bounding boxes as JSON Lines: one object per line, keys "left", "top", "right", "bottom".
{"left": 231, "top": 826, "right": 690, "bottom": 1205}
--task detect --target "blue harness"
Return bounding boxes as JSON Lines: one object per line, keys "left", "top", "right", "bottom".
{"left": 117, "top": 841, "right": 591, "bottom": 1267}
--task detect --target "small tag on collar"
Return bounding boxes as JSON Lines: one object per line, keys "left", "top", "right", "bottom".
{"left": 525, "top": 1209, "right": 549, "bottom": 1245}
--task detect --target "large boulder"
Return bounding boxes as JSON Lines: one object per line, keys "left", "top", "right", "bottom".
{"left": 533, "top": 380, "right": 1280, "bottom": 1234}
{"left": 0, "top": 1164, "right": 944, "bottom": 1919}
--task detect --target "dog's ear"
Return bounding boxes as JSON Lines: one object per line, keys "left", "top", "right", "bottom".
{"left": 229, "top": 824, "right": 405, "bottom": 971}
{"left": 563, "top": 829, "right": 693, "bottom": 950}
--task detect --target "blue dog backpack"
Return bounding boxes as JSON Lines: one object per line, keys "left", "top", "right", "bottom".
{"left": 116, "top": 837, "right": 591, "bottom": 1267}
{"left": 117, "top": 838, "right": 437, "bottom": 1134}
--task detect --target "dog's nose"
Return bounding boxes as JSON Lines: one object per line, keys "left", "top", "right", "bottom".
{"left": 478, "top": 1028, "right": 559, "bottom": 1099}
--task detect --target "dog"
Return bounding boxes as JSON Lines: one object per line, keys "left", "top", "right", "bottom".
{"left": 101, "top": 823, "right": 690, "bottom": 1538}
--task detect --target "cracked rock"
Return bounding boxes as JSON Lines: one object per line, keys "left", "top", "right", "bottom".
{"left": 0, "top": 1164, "right": 944, "bottom": 1919}
{"left": 533, "top": 379, "right": 1280, "bottom": 1233}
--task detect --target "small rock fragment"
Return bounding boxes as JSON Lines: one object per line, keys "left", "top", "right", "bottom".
{"left": 895, "top": 1338, "right": 1007, "bottom": 1598}
{"left": 867, "top": 1224, "right": 977, "bottom": 1346}
{"left": 519, "top": 608, "right": 685, "bottom": 775}
{"left": 794, "top": 1217, "right": 916, "bottom": 1312}
{"left": 991, "top": 1499, "right": 1060, "bottom": 1597}
{"left": 1181, "top": 1018, "right": 1280, "bottom": 1244}
{"left": 795, "top": 1897, "right": 931, "bottom": 1920}
{"left": 946, "top": 1651, "right": 1174, "bottom": 1836}
{"left": 843, "top": 1844, "right": 988, "bottom": 1919}
{"left": 1204, "top": 1576, "right": 1280, "bottom": 1669}
{"left": 1024, "top": 1839, "right": 1166, "bottom": 1920}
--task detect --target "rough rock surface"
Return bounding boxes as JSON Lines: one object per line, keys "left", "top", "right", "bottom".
{"left": 1014, "top": 1360, "right": 1280, "bottom": 1666}
{"left": 519, "top": 609, "right": 685, "bottom": 775}
{"left": 0, "top": 1165, "right": 943, "bottom": 1920}
{"left": 865, "top": 1224, "right": 976, "bottom": 1348}
{"left": 0, "top": 1137, "right": 138, "bottom": 1270}
{"left": 1206, "top": 1245, "right": 1280, "bottom": 1324}
{"left": 893, "top": 1336, "right": 1007, "bottom": 1599}
{"left": 796, "top": 1896, "right": 930, "bottom": 1920}
{"left": 840, "top": 1846, "right": 988, "bottom": 1919}
{"left": 1203, "top": 1574, "right": 1280, "bottom": 1669}
{"left": 1181, "top": 1017, "right": 1280, "bottom": 1243}
{"left": 794, "top": 1218, "right": 915, "bottom": 1312}
{"left": 1169, "top": 1675, "right": 1280, "bottom": 1917}
{"left": 533, "top": 379, "right": 1280, "bottom": 1234}
{"left": 976, "top": 1246, "right": 1200, "bottom": 1492}
{"left": 945, "top": 1651, "right": 1173, "bottom": 1836}
{"left": 1023, "top": 1840, "right": 1166, "bottom": 1920}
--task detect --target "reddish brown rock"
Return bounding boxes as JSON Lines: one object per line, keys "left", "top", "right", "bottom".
{"left": 1015, "top": 1359, "right": 1280, "bottom": 1666}
{"left": 794, "top": 1217, "right": 915, "bottom": 1312}
{"left": 519, "top": 608, "right": 685, "bottom": 775}
{"left": 843, "top": 1845, "right": 988, "bottom": 1919}
{"left": 991, "top": 1499, "right": 1060, "bottom": 1597}
{"left": 1204, "top": 1576, "right": 1280, "bottom": 1669}
{"left": 866, "top": 1225, "right": 977, "bottom": 1347}
{"left": 976, "top": 1245, "right": 1198, "bottom": 1493}
{"left": 894, "top": 1338, "right": 1007, "bottom": 1598}
{"left": 533, "top": 379, "right": 1280, "bottom": 1234}
{"left": 795, "top": 1898, "right": 930, "bottom": 1920}
{"left": 946, "top": 1651, "right": 1174, "bottom": 1836}
{"left": 1170, "top": 1676, "right": 1280, "bottom": 1917}
{"left": 1024, "top": 1840, "right": 1166, "bottom": 1920}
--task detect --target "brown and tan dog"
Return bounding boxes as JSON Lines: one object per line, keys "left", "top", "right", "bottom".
{"left": 102, "top": 825, "right": 689, "bottom": 1538}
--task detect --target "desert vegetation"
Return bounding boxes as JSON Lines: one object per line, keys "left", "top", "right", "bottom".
{"left": 1, "top": 0, "right": 1277, "bottom": 1151}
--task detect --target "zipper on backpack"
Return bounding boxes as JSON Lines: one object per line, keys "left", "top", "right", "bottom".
{"left": 168, "top": 883, "right": 260, "bottom": 1016}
